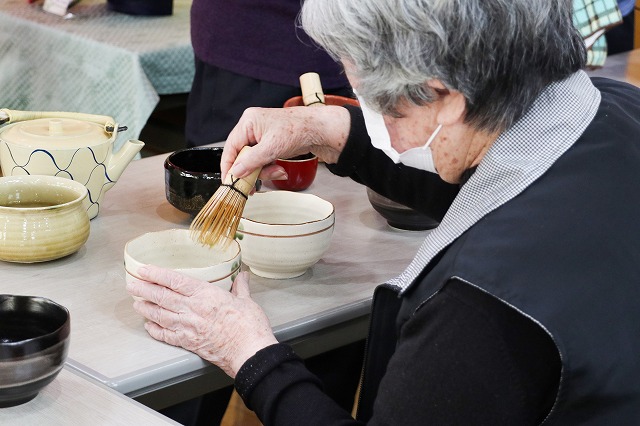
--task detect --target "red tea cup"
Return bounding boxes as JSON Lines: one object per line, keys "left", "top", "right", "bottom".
{"left": 275, "top": 95, "right": 358, "bottom": 191}
{"left": 272, "top": 153, "right": 319, "bottom": 191}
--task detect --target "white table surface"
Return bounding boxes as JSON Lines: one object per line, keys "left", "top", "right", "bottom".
{"left": 0, "top": 0, "right": 194, "bottom": 149}
{"left": 0, "top": 367, "right": 178, "bottom": 425}
{"left": 0, "top": 149, "right": 430, "bottom": 408}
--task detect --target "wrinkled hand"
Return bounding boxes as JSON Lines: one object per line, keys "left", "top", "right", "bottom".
{"left": 221, "top": 105, "right": 351, "bottom": 180}
{"left": 126, "top": 266, "right": 278, "bottom": 378}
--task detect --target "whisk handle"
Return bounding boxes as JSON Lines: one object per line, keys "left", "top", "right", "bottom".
{"left": 223, "top": 146, "right": 262, "bottom": 197}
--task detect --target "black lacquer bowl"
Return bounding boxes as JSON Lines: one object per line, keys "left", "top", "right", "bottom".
{"left": 0, "top": 295, "right": 70, "bottom": 408}
{"left": 107, "top": 0, "right": 173, "bottom": 16}
{"left": 164, "top": 147, "right": 223, "bottom": 216}
{"left": 366, "top": 188, "right": 440, "bottom": 231}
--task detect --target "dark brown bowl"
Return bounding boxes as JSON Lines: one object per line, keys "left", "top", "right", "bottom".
{"left": 283, "top": 94, "right": 360, "bottom": 108}
{"left": 0, "top": 295, "right": 70, "bottom": 408}
{"left": 164, "top": 147, "right": 223, "bottom": 216}
{"left": 366, "top": 188, "right": 439, "bottom": 231}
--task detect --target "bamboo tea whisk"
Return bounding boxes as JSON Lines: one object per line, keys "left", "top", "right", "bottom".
{"left": 190, "top": 146, "right": 261, "bottom": 247}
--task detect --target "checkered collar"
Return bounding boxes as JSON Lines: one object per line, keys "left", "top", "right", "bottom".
{"left": 389, "top": 70, "right": 601, "bottom": 293}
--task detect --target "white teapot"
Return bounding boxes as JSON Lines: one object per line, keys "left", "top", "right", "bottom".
{"left": 0, "top": 109, "right": 144, "bottom": 219}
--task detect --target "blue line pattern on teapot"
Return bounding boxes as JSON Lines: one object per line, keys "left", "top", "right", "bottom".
{"left": 3, "top": 145, "right": 117, "bottom": 218}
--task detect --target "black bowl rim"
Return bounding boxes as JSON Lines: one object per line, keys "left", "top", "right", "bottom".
{"left": 164, "top": 147, "right": 224, "bottom": 177}
{"left": 0, "top": 295, "right": 70, "bottom": 357}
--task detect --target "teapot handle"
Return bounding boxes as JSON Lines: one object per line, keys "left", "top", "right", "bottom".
{"left": 0, "top": 109, "right": 123, "bottom": 134}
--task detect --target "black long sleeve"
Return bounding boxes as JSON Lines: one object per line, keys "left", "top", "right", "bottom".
{"left": 234, "top": 280, "right": 560, "bottom": 425}
{"left": 234, "top": 106, "right": 560, "bottom": 424}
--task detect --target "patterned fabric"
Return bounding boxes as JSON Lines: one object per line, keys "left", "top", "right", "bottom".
{"left": 0, "top": 0, "right": 194, "bottom": 150}
{"left": 587, "top": 34, "right": 609, "bottom": 67}
{"left": 573, "top": 0, "right": 623, "bottom": 67}
{"left": 388, "top": 71, "right": 601, "bottom": 293}
{"left": 573, "top": 0, "right": 623, "bottom": 37}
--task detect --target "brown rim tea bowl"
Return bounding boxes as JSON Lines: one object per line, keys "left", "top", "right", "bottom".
{"left": 237, "top": 191, "right": 335, "bottom": 279}
{"left": 164, "top": 147, "right": 223, "bottom": 216}
{"left": 0, "top": 294, "right": 70, "bottom": 408}
{"left": 124, "top": 228, "right": 242, "bottom": 296}
{"left": 0, "top": 175, "right": 90, "bottom": 263}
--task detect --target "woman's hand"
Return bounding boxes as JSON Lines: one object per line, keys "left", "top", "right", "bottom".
{"left": 221, "top": 105, "right": 351, "bottom": 180}
{"left": 126, "top": 266, "right": 278, "bottom": 378}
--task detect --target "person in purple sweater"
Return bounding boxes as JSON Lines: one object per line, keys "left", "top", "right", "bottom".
{"left": 186, "top": 0, "right": 353, "bottom": 146}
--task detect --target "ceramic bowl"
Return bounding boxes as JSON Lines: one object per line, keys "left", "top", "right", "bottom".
{"left": 0, "top": 175, "right": 90, "bottom": 263}
{"left": 280, "top": 95, "right": 357, "bottom": 193}
{"left": 124, "top": 229, "right": 241, "bottom": 294}
{"left": 164, "top": 147, "right": 223, "bottom": 216}
{"left": 272, "top": 153, "right": 319, "bottom": 191}
{"left": 0, "top": 294, "right": 70, "bottom": 408}
{"left": 366, "top": 188, "right": 439, "bottom": 231}
{"left": 237, "top": 191, "right": 335, "bottom": 279}
{"left": 107, "top": 0, "right": 173, "bottom": 16}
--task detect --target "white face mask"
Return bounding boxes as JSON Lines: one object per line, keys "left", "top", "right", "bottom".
{"left": 356, "top": 94, "right": 442, "bottom": 174}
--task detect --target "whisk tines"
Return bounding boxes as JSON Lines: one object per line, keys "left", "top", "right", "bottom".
{"left": 189, "top": 186, "right": 242, "bottom": 247}
{"left": 190, "top": 146, "right": 261, "bottom": 247}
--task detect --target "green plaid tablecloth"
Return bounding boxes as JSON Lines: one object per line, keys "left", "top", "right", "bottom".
{"left": 0, "top": 0, "right": 194, "bottom": 151}
{"left": 573, "top": 0, "right": 623, "bottom": 67}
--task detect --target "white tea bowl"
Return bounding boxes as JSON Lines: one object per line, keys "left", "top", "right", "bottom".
{"left": 124, "top": 229, "right": 241, "bottom": 295}
{"left": 237, "top": 191, "right": 335, "bottom": 279}
{"left": 0, "top": 175, "right": 90, "bottom": 263}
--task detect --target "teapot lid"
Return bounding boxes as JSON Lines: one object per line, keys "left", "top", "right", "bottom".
{"left": 0, "top": 118, "right": 112, "bottom": 149}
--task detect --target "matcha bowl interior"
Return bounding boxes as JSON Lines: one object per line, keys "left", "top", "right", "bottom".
{"left": 124, "top": 228, "right": 241, "bottom": 296}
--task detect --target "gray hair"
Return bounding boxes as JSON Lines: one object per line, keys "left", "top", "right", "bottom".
{"left": 300, "top": 0, "right": 586, "bottom": 133}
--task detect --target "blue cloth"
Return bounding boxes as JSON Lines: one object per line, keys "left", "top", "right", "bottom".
{"left": 618, "top": 0, "right": 635, "bottom": 16}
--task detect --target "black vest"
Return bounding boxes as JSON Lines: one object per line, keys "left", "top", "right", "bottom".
{"left": 359, "top": 79, "right": 640, "bottom": 424}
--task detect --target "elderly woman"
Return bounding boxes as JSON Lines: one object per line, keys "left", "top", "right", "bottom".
{"left": 128, "top": 0, "right": 640, "bottom": 424}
